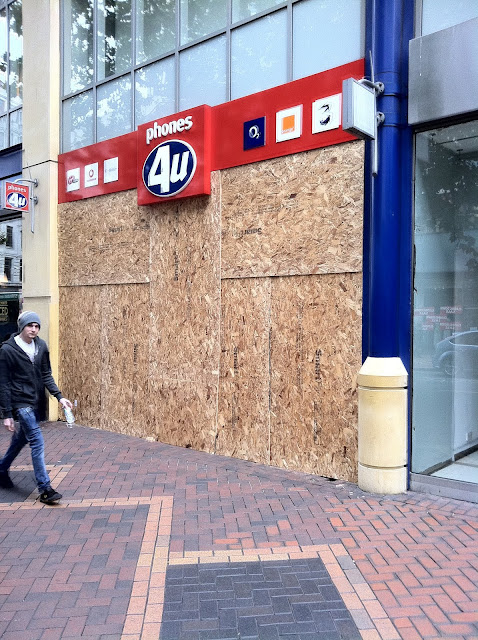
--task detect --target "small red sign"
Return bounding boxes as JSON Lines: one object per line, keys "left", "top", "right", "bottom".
{"left": 4, "top": 182, "right": 29, "bottom": 211}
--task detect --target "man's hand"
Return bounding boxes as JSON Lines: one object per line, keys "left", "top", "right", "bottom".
{"left": 59, "top": 398, "right": 73, "bottom": 410}
{"left": 3, "top": 418, "right": 14, "bottom": 432}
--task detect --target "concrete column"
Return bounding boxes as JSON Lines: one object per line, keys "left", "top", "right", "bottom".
{"left": 358, "top": 357, "right": 408, "bottom": 494}
{"left": 21, "top": 1, "right": 61, "bottom": 419}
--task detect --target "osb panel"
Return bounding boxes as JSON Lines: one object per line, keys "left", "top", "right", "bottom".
{"left": 216, "top": 278, "right": 271, "bottom": 464}
{"left": 100, "top": 284, "right": 152, "bottom": 438}
{"left": 147, "top": 173, "right": 221, "bottom": 452}
{"left": 59, "top": 285, "right": 102, "bottom": 428}
{"left": 58, "top": 190, "right": 152, "bottom": 286}
{"left": 148, "top": 378, "right": 219, "bottom": 452}
{"left": 220, "top": 141, "right": 364, "bottom": 279}
{"left": 269, "top": 273, "right": 362, "bottom": 482}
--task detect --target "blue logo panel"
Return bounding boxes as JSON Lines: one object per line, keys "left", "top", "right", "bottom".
{"left": 243, "top": 117, "right": 266, "bottom": 150}
{"left": 143, "top": 139, "right": 197, "bottom": 198}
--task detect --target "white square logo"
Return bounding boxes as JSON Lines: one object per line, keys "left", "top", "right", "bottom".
{"left": 312, "top": 94, "right": 342, "bottom": 134}
{"left": 84, "top": 162, "right": 99, "bottom": 188}
{"left": 104, "top": 157, "right": 119, "bottom": 183}
{"left": 66, "top": 168, "right": 80, "bottom": 192}
{"left": 276, "top": 105, "right": 302, "bottom": 143}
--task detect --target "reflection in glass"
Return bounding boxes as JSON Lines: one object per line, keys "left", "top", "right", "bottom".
{"left": 97, "top": 0, "right": 132, "bottom": 81}
{"left": 293, "top": 0, "right": 364, "bottom": 80}
{"left": 135, "top": 58, "right": 175, "bottom": 126}
{"left": 136, "top": 0, "right": 175, "bottom": 64}
{"left": 0, "top": 114, "right": 7, "bottom": 150}
{"left": 0, "top": 8, "right": 7, "bottom": 114}
{"left": 422, "top": 0, "right": 478, "bottom": 36}
{"left": 232, "top": 0, "right": 283, "bottom": 22}
{"left": 63, "top": 0, "right": 94, "bottom": 94}
{"left": 180, "top": 0, "right": 226, "bottom": 45}
{"left": 62, "top": 91, "right": 94, "bottom": 152}
{"left": 8, "top": 0, "right": 22, "bottom": 109}
{"left": 97, "top": 76, "right": 132, "bottom": 141}
{"left": 9, "top": 108, "right": 21, "bottom": 146}
{"left": 179, "top": 36, "right": 226, "bottom": 110}
{"left": 413, "top": 121, "right": 478, "bottom": 484}
{"left": 231, "top": 11, "right": 286, "bottom": 100}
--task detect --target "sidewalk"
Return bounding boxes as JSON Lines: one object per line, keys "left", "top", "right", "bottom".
{"left": 0, "top": 421, "right": 476, "bottom": 640}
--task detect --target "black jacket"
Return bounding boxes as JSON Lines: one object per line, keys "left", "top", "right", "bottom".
{"left": 0, "top": 335, "right": 63, "bottom": 419}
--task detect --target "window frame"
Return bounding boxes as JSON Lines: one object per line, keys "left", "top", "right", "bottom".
{"left": 0, "top": 0, "right": 23, "bottom": 151}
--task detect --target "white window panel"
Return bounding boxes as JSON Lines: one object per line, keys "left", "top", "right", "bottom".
{"left": 135, "top": 57, "right": 175, "bottom": 126}
{"left": 97, "top": 76, "right": 132, "bottom": 142}
{"left": 179, "top": 35, "right": 226, "bottom": 110}
{"left": 231, "top": 10, "right": 287, "bottom": 100}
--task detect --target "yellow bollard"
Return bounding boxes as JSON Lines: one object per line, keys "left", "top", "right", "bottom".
{"left": 358, "top": 357, "right": 408, "bottom": 494}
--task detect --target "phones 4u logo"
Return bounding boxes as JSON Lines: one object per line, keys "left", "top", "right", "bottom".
{"left": 142, "top": 139, "right": 197, "bottom": 197}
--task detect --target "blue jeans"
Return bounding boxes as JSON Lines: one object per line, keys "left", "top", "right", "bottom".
{"left": 0, "top": 407, "right": 51, "bottom": 491}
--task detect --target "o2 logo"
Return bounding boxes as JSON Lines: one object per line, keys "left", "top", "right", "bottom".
{"left": 143, "top": 139, "right": 197, "bottom": 198}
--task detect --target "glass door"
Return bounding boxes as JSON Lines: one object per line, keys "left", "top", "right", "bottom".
{"left": 413, "top": 120, "right": 478, "bottom": 485}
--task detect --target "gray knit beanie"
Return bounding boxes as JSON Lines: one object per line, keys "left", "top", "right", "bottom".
{"left": 18, "top": 311, "right": 41, "bottom": 333}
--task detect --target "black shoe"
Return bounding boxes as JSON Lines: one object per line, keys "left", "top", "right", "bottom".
{"left": 39, "top": 486, "right": 62, "bottom": 504}
{"left": 0, "top": 471, "right": 14, "bottom": 488}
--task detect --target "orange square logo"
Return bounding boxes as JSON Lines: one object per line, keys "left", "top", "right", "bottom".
{"left": 276, "top": 105, "right": 302, "bottom": 143}
{"left": 281, "top": 115, "right": 296, "bottom": 134}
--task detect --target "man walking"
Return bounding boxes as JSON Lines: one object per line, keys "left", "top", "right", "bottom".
{"left": 0, "top": 311, "right": 72, "bottom": 504}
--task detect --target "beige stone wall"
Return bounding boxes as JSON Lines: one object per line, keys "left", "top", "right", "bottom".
{"left": 58, "top": 141, "right": 363, "bottom": 481}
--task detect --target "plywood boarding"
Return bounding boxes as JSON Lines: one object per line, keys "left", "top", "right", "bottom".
{"left": 100, "top": 283, "right": 152, "bottom": 438}
{"left": 269, "top": 273, "right": 362, "bottom": 482}
{"left": 58, "top": 190, "right": 152, "bottom": 287}
{"left": 59, "top": 285, "right": 102, "bottom": 428}
{"left": 220, "top": 140, "right": 364, "bottom": 279}
{"left": 216, "top": 277, "right": 271, "bottom": 464}
{"left": 147, "top": 173, "right": 221, "bottom": 451}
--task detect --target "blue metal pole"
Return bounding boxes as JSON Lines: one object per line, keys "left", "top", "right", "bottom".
{"left": 363, "top": 0, "right": 414, "bottom": 366}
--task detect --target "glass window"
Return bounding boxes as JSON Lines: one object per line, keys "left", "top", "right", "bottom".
{"left": 0, "top": 8, "right": 7, "bottom": 115}
{"left": 9, "top": 107, "right": 21, "bottom": 146}
{"left": 63, "top": 0, "right": 94, "bottom": 94}
{"left": 135, "top": 0, "right": 176, "bottom": 64}
{"left": 62, "top": 90, "right": 94, "bottom": 152}
{"left": 421, "top": 0, "right": 478, "bottom": 36}
{"left": 293, "top": 0, "right": 364, "bottom": 80}
{"left": 97, "top": 75, "right": 132, "bottom": 142}
{"left": 135, "top": 57, "right": 175, "bottom": 126}
{"left": 61, "top": 0, "right": 365, "bottom": 149}
{"left": 412, "top": 120, "right": 478, "bottom": 483}
{"left": 231, "top": 10, "right": 287, "bottom": 100}
{"left": 180, "top": 0, "right": 227, "bottom": 45}
{"left": 97, "top": 0, "right": 132, "bottom": 81}
{"left": 232, "top": 0, "right": 283, "bottom": 22}
{"left": 179, "top": 35, "right": 226, "bottom": 110}
{"left": 8, "top": 0, "right": 22, "bottom": 109}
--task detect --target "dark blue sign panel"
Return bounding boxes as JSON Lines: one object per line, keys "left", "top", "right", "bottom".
{"left": 243, "top": 117, "right": 266, "bottom": 150}
{"left": 143, "top": 139, "right": 197, "bottom": 198}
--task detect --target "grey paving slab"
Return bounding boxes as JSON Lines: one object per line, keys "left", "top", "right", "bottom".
{"left": 159, "top": 559, "right": 361, "bottom": 640}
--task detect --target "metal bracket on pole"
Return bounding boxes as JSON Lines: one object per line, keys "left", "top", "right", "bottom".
{"left": 364, "top": 53, "right": 385, "bottom": 177}
{"left": 342, "top": 57, "right": 385, "bottom": 175}
{"left": 14, "top": 178, "right": 38, "bottom": 233}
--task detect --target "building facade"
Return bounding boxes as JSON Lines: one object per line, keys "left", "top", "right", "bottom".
{"left": 1, "top": 0, "right": 477, "bottom": 502}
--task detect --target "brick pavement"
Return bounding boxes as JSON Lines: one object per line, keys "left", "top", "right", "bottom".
{"left": 0, "top": 422, "right": 476, "bottom": 640}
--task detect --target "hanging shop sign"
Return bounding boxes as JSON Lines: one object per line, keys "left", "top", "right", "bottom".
{"left": 4, "top": 181, "right": 30, "bottom": 212}
{"left": 58, "top": 59, "right": 364, "bottom": 205}
{"left": 137, "top": 105, "right": 212, "bottom": 205}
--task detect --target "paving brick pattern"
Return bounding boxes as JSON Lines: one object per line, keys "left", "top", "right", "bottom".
{"left": 0, "top": 422, "right": 476, "bottom": 640}
{"left": 160, "top": 558, "right": 362, "bottom": 639}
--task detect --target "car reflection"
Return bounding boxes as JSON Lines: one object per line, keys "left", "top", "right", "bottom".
{"left": 432, "top": 330, "right": 478, "bottom": 376}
